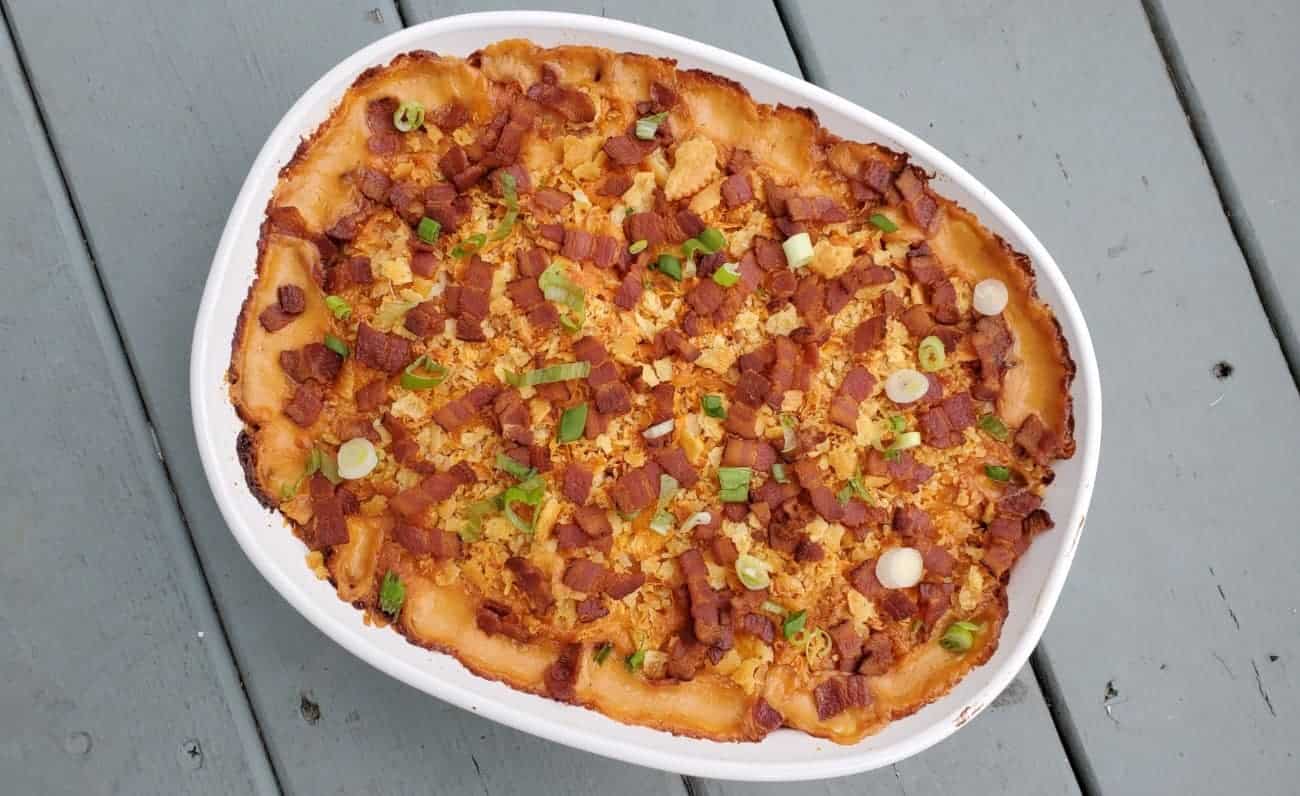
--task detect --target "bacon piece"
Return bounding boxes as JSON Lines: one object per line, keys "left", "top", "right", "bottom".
{"left": 918, "top": 582, "right": 954, "bottom": 626}
{"left": 554, "top": 522, "right": 586, "bottom": 552}
{"left": 610, "top": 463, "right": 661, "bottom": 514}
{"left": 276, "top": 285, "right": 306, "bottom": 315}
{"left": 930, "top": 280, "right": 960, "bottom": 324}
{"left": 594, "top": 381, "right": 633, "bottom": 415}
{"left": 604, "top": 570, "right": 645, "bottom": 600}
{"left": 432, "top": 384, "right": 498, "bottom": 432}
{"left": 542, "top": 642, "right": 583, "bottom": 702}
{"left": 998, "top": 489, "right": 1042, "bottom": 518}
{"left": 984, "top": 543, "right": 1017, "bottom": 577}
{"left": 908, "top": 254, "right": 946, "bottom": 286}
{"left": 752, "top": 698, "right": 783, "bottom": 735}
{"left": 787, "top": 195, "right": 849, "bottom": 223}
{"left": 491, "top": 164, "right": 533, "bottom": 197}
{"left": 597, "top": 173, "right": 633, "bottom": 197}
{"left": 792, "top": 275, "right": 826, "bottom": 325}
{"left": 881, "top": 590, "right": 919, "bottom": 621}
{"left": 562, "top": 559, "right": 609, "bottom": 593}
{"left": 675, "top": 209, "right": 706, "bottom": 239}
{"left": 603, "top": 134, "right": 645, "bottom": 166}
{"left": 655, "top": 328, "right": 701, "bottom": 362}
{"left": 476, "top": 600, "right": 529, "bottom": 641}
{"left": 393, "top": 523, "right": 461, "bottom": 559}
{"left": 922, "top": 544, "right": 956, "bottom": 578}
{"left": 591, "top": 235, "right": 620, "bottom": 269}
{"left": 258, "top": 304, "right": 296, "bottom": 332}
{"left": 848, "top": 316, "right": 885, "bottom": 354}
{"left": 575, "top": 596, "right": 608, "bottom": 623}
{"left": 613, "top": 268, "right": 645, "bottom": 310}
{"left": 624, "top": 211, "right": 666, "bottom": 246}
{"left": 687, "top": 278, "right": 725, "bottom": 317}
{"left": 829, "top": 621, "right": 864, "bottom": 672}
{"left": 280, "top": 343, "right": 343, "bottom": 384}
{"left": 709, "top": 536, "right": 739, "bottom": 567}
{"left": 505, "top": 556, "right": 554, "bottom": 616}
{"left": 892, "top": 505, "right": 935, "bottom": 540}
{"left": 355, "top": 167, "right": 392, "bottom": 202}
{"left": 814, "top": 675, "right": 872, "bottom": 720}
{"left": 919, "top": 406, "right": 957, "bottom": 449}
{"left": 354, "top": 323, "right": 412, "bottom": 374}
{"left": 720, "top": 173, "right": 754, "bottom": 208}
{"left": 753, "top": 237, "right": 787, "bottom": 271}
{"left": 573, "top": 505, "right": 613, "bottom": 540}
{"left": 526, "top": 81, "right": 596, "bottom": 123}
{"left": 723, "top": 401, "right": 758, "bottom": 439}
{"left": 365, "top": 97, "right": 401, "bottom": 154}
{"left": 559, "top": 463, "right": 593, "bottom": 505}
{"left": 679, "top": 550, "right": 725, "bottom": 646}
{"left": 284, "top": 382, "right": 324, "bottom": 426}
{"left": 857, "top": 632, "right": 895, "bottom": 676}
{"left": 738, "top": 612, "right": 775, "bottom": 645}
{"left": 351, "top": 379, "right": 384, "bottom": 413}
{"left": 647, "top": 448, "right": 693, "bottom": 489}
{"left": 430, "top": 100, "right": 469, "bottom": 132}
{"left": 795, "top": 539, "right": 825, "bottom": 562}
{"left": 1015, "top": 413, "right": 1060, "bottom": 465}
{"left": 516, "top": 246, "right": 550, "bottom": 279}
{"left": 561, "top": 228, "right": 595, "bottom": 261}
{"left": 305, "top": 475, "right": 348, "bottom": 549}
{"left": 404, "top": 301, "right": 445, "bottom": 338}
{"left": 840, "top": 366, "right": 876, "bottom": 402}
{"left": 731, "top": 370, "right": 769, "bottom": 408}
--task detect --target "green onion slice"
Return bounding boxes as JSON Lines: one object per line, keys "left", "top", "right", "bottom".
{"left": 712, "top": 261, "right": 741, "bottom": 288}
{"left": 417, "top": 216, "right": 441, "bottom": 244}
{"left": 649, "top": 510, "right": 674, "bottom": 536}
{"left": 655, "top": 253, "right": 683, "bottom": 281}
{"left": 450, "top": 233, "right": 487, "bottom": 258}
{"left": 459, "top": 497, "right": 498, "bottom": 542}
{"left": 495, "top": 451, "right": 536, "bottom": 481}
{"left": 869, "top": 212, "right": 899, "bottom": 233}
{"left": 392, "top": 101, "right": 425, "bottom": 132}
{"left": 557, "top": 402, "right": 588, "bottom": 443}
{"left": 918, "top": 335, "right": 946, "bottom": 371}
{"left": 893, "top": 431, "right": 922, "bottom": 451}
{"left": 771, "top": 462, "right": 789, "bottom": 484}
{"left": 836, "top": 484, "right": 854, "bottom": 504}
{"left": 505, "top": 361, "right": 592, "bottom": 388}
{"left": 680, "top": 511, "right": 712, "bottom": 534}
{"left": 735, "top": 554, "right": 771, "bottom": 590}
{"left": 490, "top": 173, "right": 519, "bottom": 241}
{"left": 539, "top": 262, "right": 586, "bottom": 332}
{"left": 379, "top": 571, "right": 406, "bottom": 616}
{"left": 717, "top": 466, "right": 752, "bottom": 503}
{"left": 889, "top": 415, "right": 907, "bottom": 433}
{"left": 318, "top": 449, "right": 341, "bottom": 485}
{"left": 625, "top": 648, "right": 646, "bottom": 672}
{"left": 782, "top": 609, "right": 808, "bottom": 640}
{"left": 696, "top": 227, "right": 725, "bottom": 254}
{"left": 680, "top": 237, "right": 705, "bottom": 265}
{"left": 939, "top": 620, "right": 980, "bottom": 652}
{"left": 803, "top": 627, "right": 833, "bottom": 667}
{"left": 985, "top": 464, "right": 1012, "bottom": 482}
{"left": 501, "top": 475, "right": 546, "bottom": 533}
{"left": 978, "top": 414, "right": 1010, "bottom": 441}
{"left": 323, "top": 333, "right": 349, "bottom": 357}
{"left": 761, "top": 599, "right": 787, "bottom": 617}
{"left": 400, "top": 355, "right": 448, "bottom": 390}
{"left": 634, "top": 111, "right": 668, "bottom": 140}
{"left": 700, "top": 394, "right": 727, "bottom": 419}
{"left": 628, "top": 239, "right": 649, "bottom": 254}
{"left": 782, "top": 232, "right": 813, "bottom": 268}
{"left": 324, "top": 295, "right": 352, "bottom": 320}
{"left": 779, "top": 413, "right": 798, "bottom": 453}
{"left": 594, "top": 642, "right": 613, "bottom": 665}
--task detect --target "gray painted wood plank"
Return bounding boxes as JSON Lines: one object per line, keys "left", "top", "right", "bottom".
{"left": 2, "top": 1, "right": 684, "bottom": 793}
{"left": 0, "top": 21, "right": 275, "bottom": 796}
{"left": 783, "top": 0, "right": 1300, "bottom": 792}
{"left": 402, "top": 2, "right": 1079, "bottom": 792}
{"left": 1152, "top": 0, "right": 1300, "bottom": 376}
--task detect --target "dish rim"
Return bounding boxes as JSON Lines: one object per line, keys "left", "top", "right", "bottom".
{"left": 190, "top": 10, "right": 1102, "bottom": 781}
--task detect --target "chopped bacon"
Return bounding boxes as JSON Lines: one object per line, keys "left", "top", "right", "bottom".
{"left": 516, "top": 246, "right": 550, "bottom": 279}
{"left": 355, "top": 323, "right": 412, "bottom": 374}
{"left": 562, "top": 559, "right": 609, "bottom": 593}
{"left": 880, "top": 590, "right": 919, "bottom": 621}
{"left": 984, "top": 543, "right": 1017, "bottom": 577}
{"left": 829, "top": 621, "right": 864, "bottom": 672}
{"left": 840, "top": 500, "right": 888, "bottom": 532}
{"left": 603, "top": 134, "right": 645, "bottom": 166}
{"left": 1015, "top": 413, "right": 1059, "bottom": 465}
{"left": 655, "top": 328, "right": 700, "bottom": 362}
{"left": 899, "top": 305, "right": 934, "bottom": 338}
{"left": 710, "top": 536, "right": 739, "bottom": 566}
{"left": 476, "top": 599, "right": 528, "bottom": 641}
{"left": 679, "top": 549, "right": 724, "bottom": 646}
{"left": 764, "top": 178, "right": 794, "bottom": 216}
{"left": 575, "top": 596, "right": 608, "bottom": 623}
{"left": 526, "top": 81, "right": 596, "bottom": 123}
{"left": 365, "top": 97, "right": 401, "bottom": 154}
{"left": 848, "top": 315, "right": 886, "bottom": 353}
{"left": 814, "top": 675, "right": 872, "bottom": 720}
{"left": 720, "top": 173, "right": 754, "bottom": 208}
{"left": 908, "top": 254, "right": 946, "bottom": 286}
{"left": 753, "top": 236, "right": 787, "bottom": 271}
{"left": 738, "top": 612, "right": 775, "bottom": 645}
{"left": 258, "top": 304, "right": 296, "bottom": 332}
{"left": 594, "top": 381, "right": 633, "bottom": 415}
{"left": 284, "top": 382, "right": 324, "bottom": 426}
{"left": 687, "top": 278, "right": 725, "bottom": 317}
{"left": 604, "top": 570, "right": 645, "bottom": 600}
{"left": 613, "top": 267, "right": 645, "bottom": 310}
{"left": 280, "top": 343, "right": 343, "bottom": 384}
{"left": 970, "top": 315, "right": 1013, "bottom": 400}
{"left": 787, "top": 195, "right": 849, "bottom": 223}
{"left": 840, "top": 366, "right": 876, "bottom": 401}
{"left": 559, "top": 463, "right": 593, "bottom": 505}
{"left": 922, "top": 544, "right": 957, "bottom": 577}
{"left": 723, "top": 401, "right": 758, "bottom": 439}
{"left": 492, "top": 390, "right": 532, "bottom": 446}
{"left": 355, "top": 167, "right": 392, "bottom": 201}
{"left": 892, "top": 505, "right": 935, "bottom": 540}
{"left": 543, "top": 642, "right": 583, "bottom": 702}
{"left": 431, "top": 100, "right": 469, "bottom": 132}
{"left": 792, "top": 275, "right": 826, "bottom": 325}
{"left": 561, "top": 228, "right": 595, "bottom": 261}
{"left": 432, "top": 384, "right": 498, "bottom": 431}
{"left": 998, "top": 489, "right": 1043, "bottom": 519}
{"left": 610, "top": 463, "right": 661, "bottom": 514}
{"left": 931, "top": 280, "right": 960, "bottom": 324}
{"left": 624, "top": 211, "right": 666, "bottom": 246}
{"left": 858, "top": 633, "right": 895, "bottom": 675}
{"left": 653, "top": 447, "right": 698, "bottom": 488}
{"left": 919, "top": 406, "right": 957, "bottom": 449}
{"left": 409, "top": 250, "right": 438, "bottom": 279}
{"left": 276, "top": 285, "right": 306, "bottom": 315}
{"left": 861, "top": 159, "right": 894, "bottom": 192}
{"left": 667, "top": 633, "right": 707, "bottom": 681}
{"left": 591, "top": 235, "right": 620, "bottom": 269}
{"left": 675, "top": 209, "right": 706, "bottom": 239}
{"left": 735, "top": 370, "right": 771, "bottom": 407}
{"left": 505, "top": 556, "right": 555, "bottom": 616}
{"left": 597, "top": 173, "right": 633, "bottom": 197}
{"left": 305, "top": 475, "right": 349, "bottom": 549}
{"left": 403, "top": 301, "right": 445, "bottom": 338}
{"left": 524, "top": 190, "right": 572, "bottom": 218}
{"left": 752, "top": 698, "right": 783, "bottom": 735}
{"left": 491, "top": 164, "right": 533, "bottom": 197}
{"left": 393, "top": 523, "right": 461, "bottom": 560}
{"left": 795, "top": 539, "right": 825, "bottom": 562}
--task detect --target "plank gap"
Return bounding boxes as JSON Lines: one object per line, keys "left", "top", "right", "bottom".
{"left": 1141, "top": 0, "right": 1299, "bottom": 391}
{"left": 1031, "top": 649, "right": 1102, "bottom": 796}
{"left": 0, "top": 3, "right": 285, "bottom": 793}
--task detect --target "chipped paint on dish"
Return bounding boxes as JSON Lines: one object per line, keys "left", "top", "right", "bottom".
{"left": 191, "top": 10, "right": 1102, "bottom": 781}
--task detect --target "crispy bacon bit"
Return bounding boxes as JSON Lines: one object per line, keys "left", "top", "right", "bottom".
{"left": 594, "top": 381, "right": 633, "bottom": 415}
{"left": 624, "top": 211, "right": 666, "bottom": 246}
{"left": 432, "top": 384, "right": 498, "bottom": 432}
{"left": 543, "top": 643, "right": 582, "bottom": 702}
{"left": 505, "top": 556, "right": 554, "bottom": 616}
{"left": 795, "top": 539, "right": 825, "bottom": 562}
{"left": 476, "top": 600, "right": 528, "bottom": 641}
{"left": 752, "top": 698, "right": 783, "bottom": 735}
{"left": 562, "top": 559, "right": 609, "bottom": 593}
{"left": 597, "top": 173, "right": 633, "bottom": 197}
{"left": 753, "top": 236, "right": 787, "bottom": 271}
{"left": 667, "top": 634, "right": 707, "bottom": 681}
{"left": 720, "top": 173, "right": 754, "bottom": 208}
{"left": 575, "top": 596, "right": 609, "bottom": 623}
{"left": 517, "top": 246, "right": 550, "bottom": 278}
{"left": 559, "top": 463, "right": 593, "bottom": 505}
{"left": 603, "top": 134, "right": 645, "bottom": 166}
{"left": 526, "top": 81, "right": 596, "bottom": 123}
{"left": 858, "top": 632, "right": 896, "bottom": 675}
{"left": 355, "top": 323, "right": 412, "bottom": 374}
{"left": 1015, "top": 413, "right": 1060, "bottom": 465}
{"left": 723, "top": 401, "right": 758, "bottom": 439}
{"left": 787, "top": 195, "right": 849, "bottom": 223}
{"left": 280, "top": 343, "right": 343, "bottom": 384}
{"left": 687, "top": 277, "right": 725, "bottom": 317}
{"left": 491, "top": 164, "right": 533, "bottom": 196}
{"left": 829, "top": 621, "right": 864, "bottom": 671}
{"left": 654, "top": 447, "right": 699, "bottom": 488}
{"left": 561, "top": 228, "right": 595, "bottom": 261}
{"left": 610, "top": 463, "right": 661, "bottom": 514}
{"left": 532, "top": 187, "right": 573, "bottom": 213}
{"left": 355, "top": 167, "right": 392, "bottom": 202}
{"left": 738, "top": 612, "right": 775, "bottom": 644}
{"left": 814, "top": 675, "right": 872, "bottom": 720}
{"left": 365, "top": 97, "right": 400, "bottom": 154}
{"left": 258, "top": 304, "right": 296, "bottom": 332}
{"left": 574, "top": 506, "right": 613, "bottom": 539}
{"left": 918, "top": 581, "right": 955, "bottom": 626}
{"left": 613, "top": 267, "right": 645, "bottom": 310}
{"left": 306, "top": 474, "right": 349, "bottom": 549}
{"left": 604, "top": 570, "right": 645, "bottom": 599}
{"left": 923, "top": 544, "right": 957, "bottom": 577}
{"left": 276, "top": 285, "right": 306, "bottom": 315}
{"left": 711, "top": 536, "right": 739, "bottom": 566}
{"left": 679, "top": 549, "right": 724, "bottom": 646}
{"left": 984, "top": 543, "right": 1017, "bottom": 577}
{"left": 284, "top": 382, "right": 324, "bottom": 426}
{"left": 431, "top": 100, "right": 469, "bottom": 132}
{"left": 655, "top": 328, "right": 701, "bottom": 362}
{"left": 404, "top": 301, "right": 445, "bottom": 338}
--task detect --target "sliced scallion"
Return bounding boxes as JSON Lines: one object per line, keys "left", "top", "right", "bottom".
{"left": 717, "top": 466, "right": 752, "bottom": 503}
{"left": 918, "top": 335, "right": 946, "bottom": 371}
{"left": 506, "top": 361, "right": 592, "bottom": 388}
{"left": 323, "top": 333, "right": 349, "bottom": 357}
{"left": 735, "top": 554, "right": 771, "bottom": 590}
{"left": 501, "top": 475, "right": 545, "bottom": 533}
{"left": 337, "top": 437, "right": 379, "bottom": 480}
{"left": 392, "top": 101, "right": 425, "bottom": 132}
{"left": 490, "top": 172, "right": 519, "bottom": 241}
{"left": 680, "top": 511, "right": 712, "bottom": 534}
{"left": 696, "top": 227, "right": 725, "bottom": 253}
{"left": 868, "top": 212, "right": 899, "bottom": 233}
{"left": 655, "top": 253, "right": 683, "bottom": 281}
{"left": 978, "top": 414, "right": 1010, "bottom": 442}
{"left": 700, "top": 394, "right": 727, "bottom": 419}
{"left": 557, "top": 402, "right": 589, "bottom": 443}
{"left": 889, "top": 415, "right": 907, "bottom": 433}
{"left": 779, "top": 413, "right": 798, "bottom": 453}
{"left": 379, "top": 571, "right": 406, "bottom": 616}
{"left": 324, "top": 295, "right": 352, "bottom": 320}
{"left": 782, "top": 609, "right": 808, "bottom": 640}
{"left": 400, "top": 355, "right": 447, "bottom": 390}
{"left": 450, "top": 233, "right": 486, "bottom": 258}
{"left": 417, "top": 216, "right": 441, "bottom": 244}
{"left": 625, "top": 648, "right": 646, "bottom": 672}
{"left": 771, "top": 462, "right": 789, "bottom": 484}
{"left": 495, "top": 451, "right": 536, "bottom": 481}
{"left": 649, "top": 510, "right": 674, "bottom": 535}
{"left": 939, "top": 620, "right": 980, "bottom": 652}
{"left": 594, "top": 642, "right": 613, "bottom": 664}
{"left": 539, "top": 262, "right": 585, "bottom": 332}
{"left": 985, "top": 464, "right": 1011, "bottom": 482}
{"left": 634, "top": 111, "right": 668, "bottom": 140}
{"left": 712, "top": 261, "right": 741, "bottom": 288}
{"left": 761, "top": 600, "right": 787, "bottom": 616}
{"left": 782, "top": 232, "right": 813, "bottom": 268}
{"left": 628, "top": 239, "right": 648, "bottom": 254}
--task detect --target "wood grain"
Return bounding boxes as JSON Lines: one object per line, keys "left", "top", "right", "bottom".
{"left": 782, "top": 1, "right": 1300, "bottom": 792}
{"left": 0, "top": 20, "right": 274, "bottom": 796}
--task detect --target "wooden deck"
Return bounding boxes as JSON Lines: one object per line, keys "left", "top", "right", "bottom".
{"left": 1, "top": 2, "right": 1294, "bottom": 793}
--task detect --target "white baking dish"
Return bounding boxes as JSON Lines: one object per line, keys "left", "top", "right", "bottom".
{"left": 191, "top": 10, "right": 1101, "bottom": 781}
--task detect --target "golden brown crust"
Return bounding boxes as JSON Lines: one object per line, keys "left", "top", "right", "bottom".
{"left": 227, "top": 39, "right": 1074, "bottom": 745}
